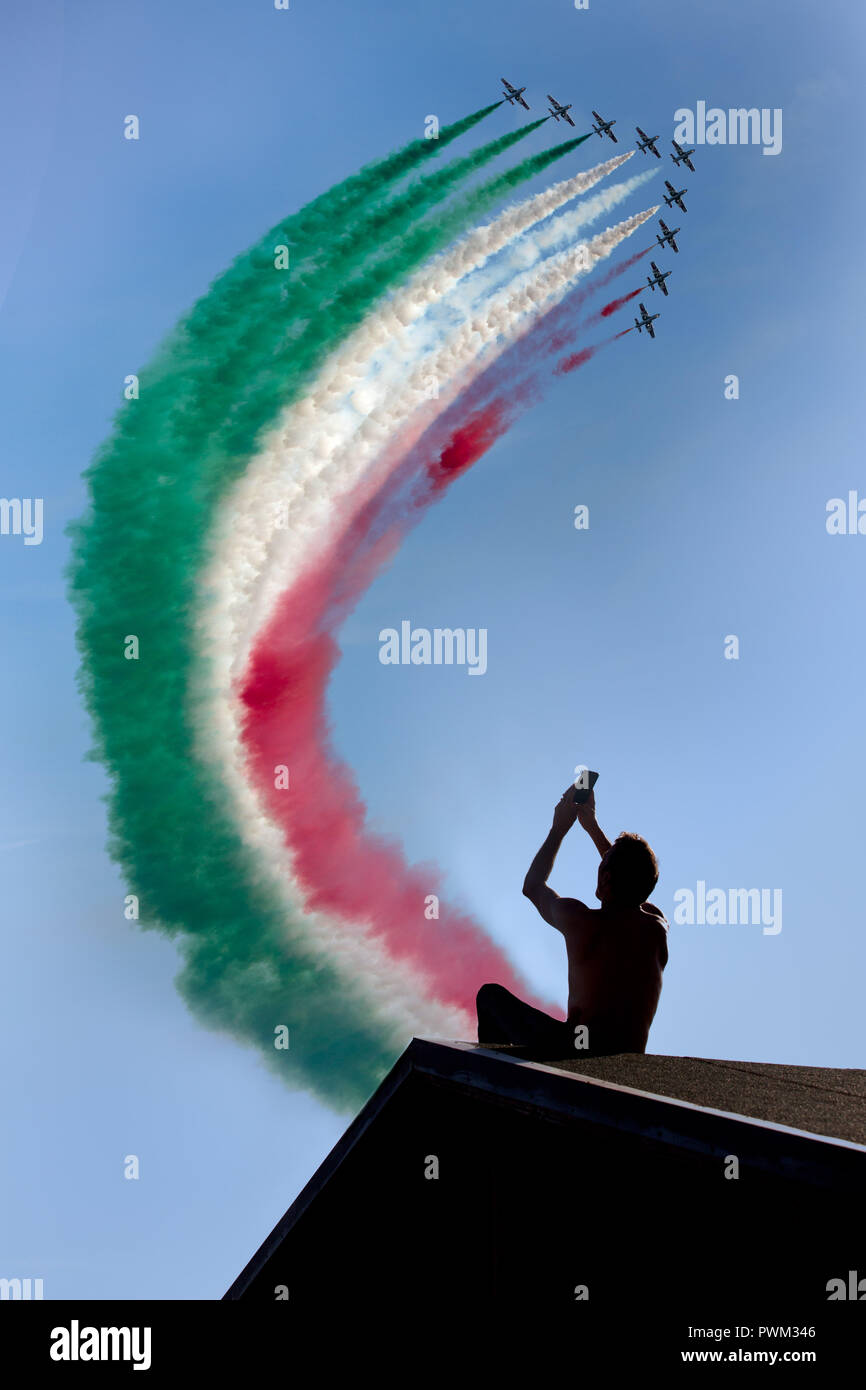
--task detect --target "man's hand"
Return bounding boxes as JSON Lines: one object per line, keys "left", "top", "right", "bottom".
{"left": 551, "top": 784, "right": 581, "bottom": 836}
{"left": 525, "top": 780, "right": 608, "bottom": 925}
{"left": 574, "top": 786, "right": 598, "bottom": 830}
{"left": 574, "top": 787, "right": 612, "bottom": 860}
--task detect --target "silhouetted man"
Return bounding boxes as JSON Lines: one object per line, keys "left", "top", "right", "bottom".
{"left": 476, "top": 784, "right": 668, "bottom": 1059}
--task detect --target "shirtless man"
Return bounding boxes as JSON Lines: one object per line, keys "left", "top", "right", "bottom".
{"left": 476, "top": 784, "right": 669, "bottom": 1059}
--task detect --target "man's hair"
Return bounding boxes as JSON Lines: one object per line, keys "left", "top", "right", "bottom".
{"left": 605, "top": 832, "right": 659, "bottom": 906}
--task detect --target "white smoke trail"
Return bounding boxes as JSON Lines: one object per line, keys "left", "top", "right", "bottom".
{"left": 405, "top": 167, "right": 658, "bottom": 341}
{"left": 229, "top": 206, "right": 658, "bottom": 667}
{"left": 201, "top": 167, "right": 650, "bottom": 680}
{"left": 226, "top": 174, "right": 652, "bottom": 604}
{"left": 298, "top": 165, "right": 651, "bottom": 441}
{"left": 189, "top": 204, "right": 655, "bottom": 1037}
{"left": 301, "top": 153, "right": 635, "bottom": 408}
{"left": 340, "top": 168, "right": 658, "bottom": 424}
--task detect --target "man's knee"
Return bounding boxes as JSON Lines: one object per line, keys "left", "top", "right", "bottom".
{"left": 476, "top": 983, "right": 511, "bottom": 1044}
{"left": 476, "top": 982, "right": 506, "bottom": 1012}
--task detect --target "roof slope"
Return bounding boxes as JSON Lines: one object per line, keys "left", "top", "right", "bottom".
{"left": 479, "top": 1045, "right": 866, "bottom": 1145}
{"left": 226, "top": 1040, "right": 866, "bottom": 1300}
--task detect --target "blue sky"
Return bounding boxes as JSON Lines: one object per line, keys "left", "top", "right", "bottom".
{"left": 1, "top": 0, "right": 864, "bottom": 1299}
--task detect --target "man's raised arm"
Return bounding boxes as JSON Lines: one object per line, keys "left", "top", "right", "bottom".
{"left": 576, "top": 788, "right": 612, "bottom": 860}
{"left": 523, "top": 785, "right": 610, "bottom": 927}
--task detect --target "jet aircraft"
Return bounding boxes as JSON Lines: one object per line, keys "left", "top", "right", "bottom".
{"left": 646, "top": 261, "right": 671, "bottom": 295}
{"left": 670, "top": 139, "right": 696, "bottom": 172}
{"left": 634, "top": 302, "right": 660, "bottom": 338}
{"left": 547, "top": 94, "right": 575, "bottom": 126}
{"left": 663, "top": 179, "right": 688, "bottom": 212}
{"left": 591, "top": 109, "right": 617, "bottom": 142}
{"left": 635, "top": 126, "right": 661, "bottom": 157}
{"left": 501, "top": 78, "right": 530, "bottom": 110}
{"left": 656, "top": 218, "right": 680, "bottom": 253}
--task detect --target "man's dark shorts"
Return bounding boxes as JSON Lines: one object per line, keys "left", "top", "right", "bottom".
{"left": 476, "top": 982, "right": 622, "bottom": 1061}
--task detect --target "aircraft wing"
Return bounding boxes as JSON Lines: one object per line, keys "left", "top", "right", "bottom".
{"left": 646, "top": 321, "right": 655, "bottom": 339}
{"left": 650, "top": 261, "right": 660, "bottom": 275}
{"left": 564, "top": 112, "right": 575, "bottom": 126}
{"left": 518, "top": 96, "right": 529, "bottom": 109}
{"left": 637, "top": 126, "right": 648, "bottom": 140}
{"left": 502, "top": 78, "right": 516, "bottom": 93}
{"left": 608, "top": 129, "right": 618, "bottom": 141}
{"left": 659, "top": 219, "right": 669, "bottom": 234}
{"left": 592, "top": 110, "right": 603, "bottom": 123}
{"left": 548, "top": 95, "right": 559, "bottom": 106}
{"left": 683, "top": 155, "right": 695, "bottom": 172}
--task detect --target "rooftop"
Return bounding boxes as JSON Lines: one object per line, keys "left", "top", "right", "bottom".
{"left": 226, "top": 1040, "right": 866, "bottom": 1303}
{"left": 478, "top": 1045, "right": 866, "bottom": 1146}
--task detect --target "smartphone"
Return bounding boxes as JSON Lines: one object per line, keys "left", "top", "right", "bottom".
{"left": 572, "top": 769, "right": 599, "bottom": 804}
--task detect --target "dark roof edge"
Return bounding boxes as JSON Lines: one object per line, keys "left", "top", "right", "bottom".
{"left": 223, "top": 1042, "right": 417, "bottom": 1299}
{"left": 224, "top": 1038, "right": 866, "bottom": 1298}
{"left": 411, "top": 1040, "right": 866, "bottom": 1175}
{"left": 430, "top": 1041, "right": 866, "bottom": 1153}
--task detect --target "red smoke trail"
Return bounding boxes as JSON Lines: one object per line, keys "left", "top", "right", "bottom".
{"left": 554, "top": 345, "right": 598, "bottom": 375}
{"left": 565, "top": 244, "right": 651, "bottom": 319}
{"left": 597, "top": 286, "right": 641, "bottom": 319}
{"left": 427, "top": 397, "right": 512, "bottom": 495}
{"left": 239, "top": 276, "right": 635, "bottom": 1020}
{"left": 240, "top": 399, "right": 550, "bottom": 1018}
{"left": 553, "top": 333, "right": 621, "bottom": 376}
{"left": 406, "top": 246, "right": 652, "bottom": 441}
{"left": 522, "top": 244, "right": 652, "bottom": 358}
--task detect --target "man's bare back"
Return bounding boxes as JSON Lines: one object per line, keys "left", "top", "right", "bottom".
{"left": 552, "top": 896, "right": 668, "bottom": 1052}
{"left": 517, "top": 782, "right": 668, "bottom": 1055}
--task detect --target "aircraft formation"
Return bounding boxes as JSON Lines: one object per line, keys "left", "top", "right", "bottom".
{"left": 501, "top": 79, "right": 616, "bottom": 140}
{"left": 499, "top": 79, "right": 699, "bottom": 343}
{"left": 635, "top": 128, "right": 696, "bottom": 339}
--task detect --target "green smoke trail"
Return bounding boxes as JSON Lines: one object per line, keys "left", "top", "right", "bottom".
{"left": 271, "top": 100, "right": 506, "bottom": 248}
{"left": 300, "top": 118, "right": 549, "bottom": 275}
{"left": 173, "top": 125, "right": 578, "bottom": 470}
{"left": 178, "top": 116, "right": 548, "bottom": 407}
{"left": 144, "top": 116, "right": 549, "bottom": 469}
{"left": 459, "top": 129, "right": 592, "bottom": 206}
{"left": 67, "top": 120, "right": 584, "bottom": 1112}
{"left": 175, "top": 102, "right": 505, "bottom": 365}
